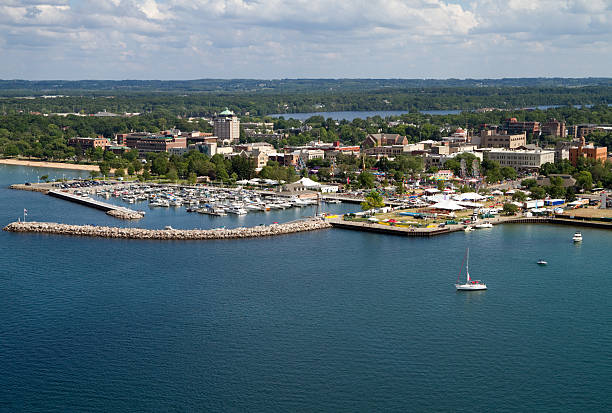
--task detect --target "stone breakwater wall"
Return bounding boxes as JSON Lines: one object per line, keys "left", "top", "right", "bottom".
{"left": 106, "top": 209, "right": 146, "bottom": 219}
{"left": 3, "top": 219, "right": 332, "bottom": 240}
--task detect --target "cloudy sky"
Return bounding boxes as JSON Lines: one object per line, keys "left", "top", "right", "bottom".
{"left": 0, "top": 0, "right": 611, "bottom": 80}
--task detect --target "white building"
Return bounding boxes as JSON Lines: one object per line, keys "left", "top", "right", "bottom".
{"left": 482, "top": 148, "right": 555, "bottom": 169}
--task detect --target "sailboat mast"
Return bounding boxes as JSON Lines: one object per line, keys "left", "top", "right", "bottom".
{"left": 466, "top": 248, "right": 470, "bottom": 282}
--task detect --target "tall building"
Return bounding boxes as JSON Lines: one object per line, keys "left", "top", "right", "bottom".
{"left": 541, "top": 119, "right": 566, "bottom": 137}
{"left": 476, "top": 130, "right": 526, "bottom": 149}
{"left": 503, "top": 118, "right": 540, "bottom": 135}
{"left": 213, "top": 109, "right": 240, "bottom": 144}
{"left": 569, "top": 137, "right": 608, "bottom": 166}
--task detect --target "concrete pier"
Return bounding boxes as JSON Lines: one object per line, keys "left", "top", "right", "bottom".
{"left": 48, "top": 190, "right": 145, "bottom": 219}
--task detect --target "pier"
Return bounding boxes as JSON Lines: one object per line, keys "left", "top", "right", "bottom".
{"left": 48, "top": 190, "right": 144, "bottom": 219}
{"left": 326, "top": 217, "right": 455, "bottom": 237}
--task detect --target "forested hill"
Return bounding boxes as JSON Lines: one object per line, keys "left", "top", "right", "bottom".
{"left": 0, "top": 78, "right": 611, "bottom": 116}
{"left": 1, "top": 78, "right": 611, "bottom": 94}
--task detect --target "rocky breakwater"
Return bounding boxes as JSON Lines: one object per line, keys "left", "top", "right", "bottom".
{"left": 3, "top": 219, "right": 332, "bottom": 240}
{"left": 106, "top": 208, "right": 145, "bottom": 219}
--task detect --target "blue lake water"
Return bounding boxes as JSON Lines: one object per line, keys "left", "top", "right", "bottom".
{"left": 268, "top": 104, "right": 611, "bottom": 121}
{"left": 268, "top": 109, "right": 461, "bottom": 121}
{"left": 2, "top": 164, "right": 612, "bottom": 411}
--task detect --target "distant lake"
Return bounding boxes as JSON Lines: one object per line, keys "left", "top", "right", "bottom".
{"left": 268, "top": 110, "right": 461, "bottom": 121}
{"left": 268, "top": 104, "right": 611, "bottom": 121}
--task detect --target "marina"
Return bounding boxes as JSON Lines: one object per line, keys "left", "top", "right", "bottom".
{"left": 2, "top": 164, "right": 612, "bottom": 412}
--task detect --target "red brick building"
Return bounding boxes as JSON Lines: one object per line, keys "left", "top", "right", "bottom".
{"left": 569, "top": 137, "right": 608, "bottom": 166}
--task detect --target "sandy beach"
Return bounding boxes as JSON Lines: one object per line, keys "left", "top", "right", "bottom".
{"left": 0, "top": 158, "right": 100, "bottom": 171}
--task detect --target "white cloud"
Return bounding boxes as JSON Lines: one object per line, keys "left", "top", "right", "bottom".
{"left": 0, "top": 0, "right": 610, "bottom": 79}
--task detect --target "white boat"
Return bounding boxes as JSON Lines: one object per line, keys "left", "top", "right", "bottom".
{"left": 537, "top": 260, "right": 548, "bottom": 265}
{"left": 455, "top": 248, "right": 487, "bottom": 291}
{"left": 475, "top": 221, "right": 493, "bottom": 229}
{"left": 227, "top": 206, "right": 248, "bottom": 215}
{"left": 572, "top": 232, "right": 582, "bottom": 242}
{"left": 464, "top": 225, "right": 474, "bottom": 232}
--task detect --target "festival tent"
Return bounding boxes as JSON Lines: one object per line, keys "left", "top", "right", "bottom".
{"left": 454, "top": 192, "right": 486, "bottom": 201}
{"left": 491, "top": 190, "right": 504, "bottom": 195}
{"left": 425, "top": 188, "right": 440, "bottom": 194}
{"left": 456, "top": 201, "right": 484, "bottom": 208}
{"left": 430, "top": 199, "right": 465, "bottom": 211}
{"left": 424, "top": 194, "right": 449, "bottom": 203}
{"left": 296, "top": 177, "right": 322, "bottom": 188}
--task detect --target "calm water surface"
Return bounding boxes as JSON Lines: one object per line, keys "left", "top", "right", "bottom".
{"left": 2, "top": 164, "right": 612, "bottom": 412}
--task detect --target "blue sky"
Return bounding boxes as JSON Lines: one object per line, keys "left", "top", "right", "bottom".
{"left": 0, "top": 0, "right": 610, "bottom": 80}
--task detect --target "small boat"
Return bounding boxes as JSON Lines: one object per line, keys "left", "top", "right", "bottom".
{"left": 464, "top": 225, "right": 474, "bottom": 232}
{"left": 537, "top": 260, "right": 548, "bottom": 265}
{"left": 455, "top": 248, "right": 487, "bottom": 291}
{"left": 572, "top": 232, "right": 582, "bottom": 242}
{"left": 475, "top": 221, "right": 493, "bottom": 229}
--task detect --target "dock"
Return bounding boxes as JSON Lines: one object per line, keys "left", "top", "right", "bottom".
{"left": 326, "top": 216, "right": 612, "bottom": 238}
{"left": 48, "top": 190, "right": 144, "bottom": 219}
{"left": 326, "top": 217, "right": 455, "bottom": 237}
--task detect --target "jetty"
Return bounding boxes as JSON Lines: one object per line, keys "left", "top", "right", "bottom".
{"left": 326, "top": 217, "right": 453, "bottom": 237}
{"left": 3, "top": 218, "right": 332, "bottom": 240}
{"left": 48, "top": 190, "right": 145, "bottom": 219}
{"left": 326, "top": 215, "right": 612, "bottom": 237}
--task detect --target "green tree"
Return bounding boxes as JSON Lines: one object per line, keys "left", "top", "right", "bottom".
{"left": 503, "top": 203, "right": 519, "bottom": 215}
{"left": 114, "top": 168, "right": 125, "bottom": 178}
{"left": 358, "top": 171, "right": 375, "bottom": 188}
{"left": 512, "top": 191, "right": 527, "bottom": 202}
{"left": 530, "top": 186, "right": 546, "bottom": 199}
{"left": 187, "top": 172, "right": 197, "bottom": 185}
{"left": 575, "top": 171, "right": 593, "bottom": 191}
{"left": 99, "top": 163, "right": 111, "bottom": 177}
{"left": 361, "top": 190, "right": 385, "bottom": 211}
{"left": 166, "top": 168, "right": 178, "bottom": 182}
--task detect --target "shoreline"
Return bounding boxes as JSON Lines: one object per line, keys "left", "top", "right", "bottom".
{"left": 0, "top": 158, "right": 100, "bottom": 171}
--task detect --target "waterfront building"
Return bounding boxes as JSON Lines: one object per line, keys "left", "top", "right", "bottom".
{"left": 481, "top": 148, "right": 555, "bottom": 170}
{"left": 541, "top": 119, "right": 566, "bottom": 137}
{"left": 361, "top": 133, "right": 408, "bottom": 149}
{"left": 213, "top": 109, "right": 240, "bottom": 144}
{"left": 363, "top": 143, "right": 424, "bottom": 158}
{"left": 475, "top": 130, "right": 527, "bottom": 149}
{"left": 570, "top": 124, "right": 612, "bottom": 138}
{"left": 569, "top": 137, "right": 608, "bottom": 166}
{"left": 503, "top": 118, "right": 540, "bottom": 136}
{"left": 425, "top": 150, "right": 483, "bottom": 170}
{"left": 134, "top": 136, "right": 187, "bottom": 153}
{"left": 68, "top": 136, "right": 110, "bottom": 151}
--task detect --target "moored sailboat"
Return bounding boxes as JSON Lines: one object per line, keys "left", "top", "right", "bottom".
{"left": 455, "top": 248, "right": 487, "bottom": 291}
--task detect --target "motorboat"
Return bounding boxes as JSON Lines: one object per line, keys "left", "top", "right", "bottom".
{"left": 227, "top": 206, "right": 248, "bottom": 215}
{"left": 572, "top": 232, "right": 583, "bottom": 242}
{"left": 464, "top": 225, "right": 474, "bottom": 232}
{"left": 455, "top": 248, "right": 487, "bottom": 291}
{"left": 537, "top": 260, "right": 548, "bottom": 265}
{"left": 475, "top": 221, "right": 493, "bottom": 229}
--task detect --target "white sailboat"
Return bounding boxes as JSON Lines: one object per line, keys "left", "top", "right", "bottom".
{"left": 455, "top": 248, "right": 487, "bottom": 291}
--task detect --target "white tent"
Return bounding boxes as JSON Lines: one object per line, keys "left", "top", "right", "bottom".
{"left": 454, "top": 192, "right": 486, "bottom": 201}
{"left": 296, "top": 177, "right": 321, "bottom": 188}
{"left": 457, "top": 201, "right": 484, "bottom": 208}
{"left": 430, "top": 199, "right": 465, "bottom": 211}
{"left": 491, "top": 190, "right": 504, "bottom": 195}
{"left": 425, "top": 188, "right": 440, "bottom": 194}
